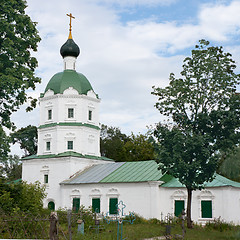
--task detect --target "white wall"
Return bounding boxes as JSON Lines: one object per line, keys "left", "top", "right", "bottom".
{"left": 38, "top": 89, "right": 101, "bottom": 156}
{"left": 60, "top": 181, "right": 162, "bottom": 219}
{"left": 159, "top": 187, "right": 240, "bottom": 225}
{"left": 22, "top": 156, "right": 110, "bottom": 210}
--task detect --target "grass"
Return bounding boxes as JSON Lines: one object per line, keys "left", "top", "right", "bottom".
{"left": 58, "top": 219, "right": 240, "bottom": 240}
{"left": 1, "top": 208, "right": 240, "bottom": 240}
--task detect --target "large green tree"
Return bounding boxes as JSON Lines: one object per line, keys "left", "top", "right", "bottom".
{"left": 152, "top": 40, "right": 240, "bottom": 227}
{"left": 100, "top": 124, "right": 129, "bottom": 161}
{"left": 0, "top": 155, "right": 22, "bottom": 181}
{"left": 123, "top": 133, "right": 155, "bottom": 161}
{"left": 11, "top": 125, "right": 38, "bottom": 157}
{"left": 100, "top": 124, "right": 155, "bottom": 162}
{"left": 0, "top": 0, "right": 41, "bottom": 158}
{"left": 218, "top": 147, "right": 240, "bottom": 182}
{"left": 0, "top": 127, "right": 10, "bottom": 161}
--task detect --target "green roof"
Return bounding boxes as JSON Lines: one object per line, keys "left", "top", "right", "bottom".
{"left": 22, "top": 151, "right": 113, "bottom": 161}
{"left": 161, "top": 174, "right": 240, "bottom": 188}
{"left": 100, "top": 160, "right": 163, "bottom": 183}
{"left": 44, "top": 70, "right": 94, "bottom": 95}
{"left": 61, "top": 160, "right": 162, "bottom": 185}
{"left": 6, "top": 179, "right": 22, "bottom": 184}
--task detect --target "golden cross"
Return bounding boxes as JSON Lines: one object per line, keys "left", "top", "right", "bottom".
{"left": 67, "top": 13, "right": 75, "bottom": 39}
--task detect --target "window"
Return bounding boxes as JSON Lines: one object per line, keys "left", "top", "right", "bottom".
{"left": 201, "top": 200, "right": 212, "bottom": 218}
{"left": 174, "top": 200, "right": 184, "bottom": 217}
{"left": 67, "top": 141, "right": 73, "bottom": 150}
{"left": 68, "top": 108, "right": 74, "bottom": 118}
{"left": 48, "top": 109, "right": 52, "bottom": 120}
{"left": 48, "top": 201, "right": 55, "bottom": 211}
{"left": 92, "top": 198, "right": 100, "bottom": 213}
{"left": 88, "top": 110, "right": 92, "bottom": 121}
{"left": 72, "top": 198, "right": 80, "bottom": 213}
{"left": 46, "top": 141, "right": 51, "bottom": 151}
{"left": 44, "top": 174, "right": 48, "bottom": 184}
{"left": 109, "top": 198, "right": 118, "bottom": 215}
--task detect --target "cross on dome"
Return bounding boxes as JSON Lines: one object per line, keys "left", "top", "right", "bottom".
{"left": 67, "top": 13, "right": 75, "bottom": 39}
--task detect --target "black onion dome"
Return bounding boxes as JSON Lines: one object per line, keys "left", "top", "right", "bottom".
{"left": 60, "top": 38, "right": 80, "bottom": 58}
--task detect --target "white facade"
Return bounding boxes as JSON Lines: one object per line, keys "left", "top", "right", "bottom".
{"left": 22, "top": 156, "right": 110, "bottom": 210}
{"left": 38, "top": 88, "right": 100, "bottom": 156}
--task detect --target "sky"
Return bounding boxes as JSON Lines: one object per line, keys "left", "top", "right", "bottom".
{"left": 11, "top": 0, "right": 240, "bottom": 155}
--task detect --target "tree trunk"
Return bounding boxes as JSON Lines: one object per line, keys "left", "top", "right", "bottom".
{"left": 187, "top": 188, "right": 193, "bottom": 228}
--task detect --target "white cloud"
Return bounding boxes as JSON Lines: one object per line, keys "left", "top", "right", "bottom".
{"left": 10, "top": 0, "right": 240, "bottom": 155}
{"left": 88, "top": 0, "right": 177, "bottom": 7}
{"left": 198, "top": 1, "right": 240, "bottom": 41}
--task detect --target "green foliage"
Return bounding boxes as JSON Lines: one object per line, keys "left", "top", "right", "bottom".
{"left": 218, "top": 147, "right": 240, "bottom": 182}
{"left": 100, "top": 124, "right": 155, "bottom": 161}
{"left": 0, "top": 155, "right": 22, "bottom": 181}
{"left": 154, "top": 124, "right": 219, "bottom": 190}
{"left": 123, "top": 133, "right": 155, "bottom": 161}
{"left": 205, "top": 217, "right": 234, "bottom": 232}
{"left": 100, "top": 124, "right": 129, "bottom": 161}
{"left": 152, "top": 39, "right": 240, "bottom": 227}
{"left": 0, "top": 126, "right": 10, "bottom": 161}
{"left": 152, "top": 39, "right": 240, "bottom": 188}
{"left": 0, "top": 180, "right": 46, "bottom": 215}
{"left": 0, "top": 0, "right": 41, "bottom": 130}
{"left": 57, "top": 206, "right": 95, "bottom": 233}
{"left": 0, "top": 0, "right": 40, "bottom": 160}
{"left": 11, "top": 125, "right": 38, "bottom": 156}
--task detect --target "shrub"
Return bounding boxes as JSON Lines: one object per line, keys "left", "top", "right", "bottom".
{"left": 205, "top": 217, "right": 234, "bottom": 232}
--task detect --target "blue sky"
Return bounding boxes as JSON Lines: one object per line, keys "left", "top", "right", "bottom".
{"left": 11, "top": 0, "right": 240, "bottom": 155}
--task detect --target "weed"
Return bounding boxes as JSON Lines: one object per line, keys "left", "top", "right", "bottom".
{"left": 205, "top": 217, "right": 234, "bottom": 232}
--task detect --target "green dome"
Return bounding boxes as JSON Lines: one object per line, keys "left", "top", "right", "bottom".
{"left": 44, "top": 70, "right": 94, "bottom": 95}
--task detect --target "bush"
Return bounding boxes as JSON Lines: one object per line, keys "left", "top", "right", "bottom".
{"left": 57, "top": 205, "right": 96, "bottom": 233}
{"left": 0, "top": 180, "right": 46, "bottom": 215}
{"left": 205, "top": 217, "right": 234, "bottom": 232}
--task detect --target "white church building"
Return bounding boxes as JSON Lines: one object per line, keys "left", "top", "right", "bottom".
{"left": 22, "top": 25, "right": 240, "bottom": 225}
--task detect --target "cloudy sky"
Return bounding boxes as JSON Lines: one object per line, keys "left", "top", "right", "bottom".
{"left": 11, "top": 0, "right": 240, "bottom": 155}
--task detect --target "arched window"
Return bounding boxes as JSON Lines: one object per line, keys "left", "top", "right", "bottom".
{"left": 48, "top": 201, "right": 55, "bottom": 211}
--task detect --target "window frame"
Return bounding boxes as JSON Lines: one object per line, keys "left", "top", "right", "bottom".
{"left": 68, "top": 108, "right": 74, "bottom": 118}
{"left": 92, "top": 198, "right": 100, "bottom": 213}
{"left": 46, "top": 141, "right": 51, "bottom": 151}
{"left": 72, "top": 198, "right": 80, "bottom": 213}
{"left": 44, "top": 174, "right": 49, "bottom": 184}
{"left": 48, "top": 109, "right": 52, "bottom": 120}
{"left": 88, "top": 110, "right": 92, "bottom": 121}
{"left": 109, "top": 198, "right": 118, "bottom": 215}
{"left": 201, "top": 200, "right": 212, "bottom": 219}
{"left": 67, "top": 140, "right": 73, "bottom": 150}
{"left": 174, "top": 200, "right": 185, "bottom": 217}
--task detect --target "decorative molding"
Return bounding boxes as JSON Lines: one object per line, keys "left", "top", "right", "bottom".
{"left": 106, "top": 187, "right": 119, "bottom": 196}
{"left": 63, "top": 87, "right": 79, "bottom": 95}
{"left": 44, "top": 134, "right": 52, "bottom": 138}
{"left": 39, "top": 122, "right": 100, "bottom": 130}
{"left": 40, "top": 93, "right": 101, "bottom": 102}
{"left": 46, "top": 101, "right": 53, "bottom": 106}
{"left": 90, "top": 188, "right": 102, "bottom": 197}
{"left": 171, "top": 190, "right": 187, "bottom": 200}
{"left": 66, "top": 132, "right": 75, "bottom": 137}
{"left": 197, "top": 190, "right": 215, "bottom": 200}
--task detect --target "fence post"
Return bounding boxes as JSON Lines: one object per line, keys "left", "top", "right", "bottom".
{"left": 67, "top": 209, "right": 72, "bottom": 240}
{"left": 49, "top": 212, "right": 58, "bottom": 240}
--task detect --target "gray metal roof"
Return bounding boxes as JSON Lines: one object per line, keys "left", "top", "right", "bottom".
{"left": 61, "top": 162, "right": 125, "bottom": 184}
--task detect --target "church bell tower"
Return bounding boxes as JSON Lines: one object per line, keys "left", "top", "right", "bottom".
{"left": 37, "top": 14, "right": 101, "bottom": 157}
